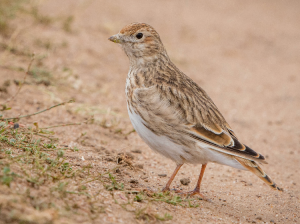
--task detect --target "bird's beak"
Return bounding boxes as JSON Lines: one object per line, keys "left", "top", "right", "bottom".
{"left": 108, "top": 34, "right": 121, "bottom": 43}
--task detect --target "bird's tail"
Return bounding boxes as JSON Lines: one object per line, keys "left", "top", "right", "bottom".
{"left": 235, "top": 157, "right": 283, "bottom": 191}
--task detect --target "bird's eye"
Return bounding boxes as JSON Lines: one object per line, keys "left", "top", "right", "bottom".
{"left": 136, "top": 33, "right": 143, "bottom": 39}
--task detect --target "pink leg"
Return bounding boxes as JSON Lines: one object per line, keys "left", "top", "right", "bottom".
{"left": 190, "top": 163, "right": 207, "bottom": 196}
{"left": 162, "top": 164, "right": 183, "bottom": 192}
{"left": 179, "top": 164, "right": 209, "bottom": 200}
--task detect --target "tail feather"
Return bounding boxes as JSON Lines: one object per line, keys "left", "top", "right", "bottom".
{"left": 235, "top": 157, "right": 283, "bottom": 191}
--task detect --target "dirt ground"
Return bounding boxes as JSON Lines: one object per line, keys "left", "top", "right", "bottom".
{"left": 0, "top": 0, "right": 299, "bottom": 223}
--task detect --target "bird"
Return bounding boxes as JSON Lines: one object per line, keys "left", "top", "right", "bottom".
{"left": 108, "top": 22, "right": 282, "bottom": 199}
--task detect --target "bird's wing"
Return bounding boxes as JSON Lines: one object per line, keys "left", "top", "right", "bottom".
{"left": 132, "top": 83, "right": 267, "bottom": 164}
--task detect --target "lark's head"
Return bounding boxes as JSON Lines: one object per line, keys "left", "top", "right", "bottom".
{"left": 109, "top": 23, "right": 168, "bottom": 66}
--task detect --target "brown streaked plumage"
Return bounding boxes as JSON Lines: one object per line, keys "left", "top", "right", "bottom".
{"left": 109, "top": 22, "right": 282, "bottom": 198}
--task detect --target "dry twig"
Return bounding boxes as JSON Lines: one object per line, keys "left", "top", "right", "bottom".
{"left": 0, "top": 99, "right": 75, "bottom": 121}
{"left": 40, "top": 116, "right": 93, "bottom": 129}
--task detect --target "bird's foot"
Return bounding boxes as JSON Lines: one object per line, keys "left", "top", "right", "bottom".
{"left": 161, "top": 186, "right": 169, "bottom": 192}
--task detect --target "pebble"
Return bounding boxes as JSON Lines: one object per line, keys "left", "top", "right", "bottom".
{"left": 158, "top": 174, "right": 167, "bottom": 177}
{"left": 129, "top": 179, "right": 138, "bottom": 184}
{"left": 180, "top": 178, "right": 191, "bottom": 185}
{"left": 13, "top": 123, "right": 19, "bottom": 129}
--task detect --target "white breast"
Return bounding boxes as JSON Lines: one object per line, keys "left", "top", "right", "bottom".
{"left": 127, "top": 105, "right": 190, "bottom": 164}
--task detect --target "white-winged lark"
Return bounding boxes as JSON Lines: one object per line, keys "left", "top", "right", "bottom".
{"left": 108, "top": 23, "right": 282, "bottom": 199}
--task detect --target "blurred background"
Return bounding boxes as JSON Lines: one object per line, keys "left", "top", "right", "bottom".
{"left": 0, "top": 0, "right": 299, "bottom": 223}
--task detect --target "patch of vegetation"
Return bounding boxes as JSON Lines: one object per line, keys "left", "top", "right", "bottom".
{"left": 0, "top": 107, "right": 105, "bottom": 222}
{"left": 0, "top": 124, "right": 76, "bottom": 187}
{"left": 105, "top": 173, "right": 124, "bottom": 191}
{"left": 0, "top": 166, "right": 17, "bottom": 187}
{"left": 29, "top": 6, "right": 53, "bottom": 25}
{"left": 0, "top": 0, "right": 27, "bottom": 36}
{"left": 29, "top": 66, "right": 52, "bottom": 86}
{"left": 62, "top": 15, "right": 74, "bottom": 33}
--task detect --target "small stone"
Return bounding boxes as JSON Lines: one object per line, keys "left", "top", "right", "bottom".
{"left": 158, "top": 174, "right": 167, "bottom": 177}
{"left": 13, "top": 123, "right": 19, "bottom": 129}
{"left": 180, "top": 178, "right": 191, "bottom": 186}
{"left": 129, "top": 179, "right": 138, "bottom": 184}
{"left": 131, "top": 149, "right": 142, "bottom": 153}
{"left": 270, "top": 220, "right": 275, "bottom": 223}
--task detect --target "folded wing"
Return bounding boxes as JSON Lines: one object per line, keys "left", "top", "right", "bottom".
{"left": 132, "top": 82, "right": 267, "bottom": 164}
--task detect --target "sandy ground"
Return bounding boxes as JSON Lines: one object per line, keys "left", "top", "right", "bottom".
{"left": 0, "top": 0, "right": 299, "bottom": 223}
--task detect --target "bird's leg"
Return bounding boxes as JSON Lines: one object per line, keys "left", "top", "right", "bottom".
{"left": 179, "top": 164, "right": 209, "bottom": 200}
{"left": 190, "top": 163, "right": 207, "bottom": 196}
{"left": 161, "top": 164, "right": 183, "bottom": 192}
